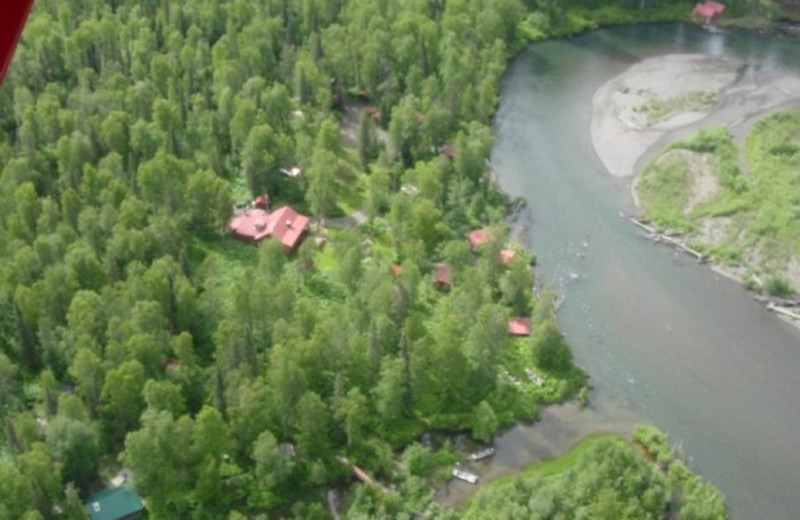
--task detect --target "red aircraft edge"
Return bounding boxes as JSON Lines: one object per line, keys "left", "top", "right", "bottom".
{"left": 0, "top": 0, "right": 36, "bottom": 85}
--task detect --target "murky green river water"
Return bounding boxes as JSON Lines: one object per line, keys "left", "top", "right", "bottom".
{"left": 475, "top": 23, "right": 800, "bottom": 519}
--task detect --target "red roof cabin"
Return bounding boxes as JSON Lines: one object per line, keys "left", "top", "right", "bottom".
{"left": 467, "top": 228, "right": 493, "bottom": 249}
{"left": 438, "top": 143, "right": 457, "bottom": 159}
{"left": 692, "top": 1, "right": 725, "bottom": 22}
{"left": 434, "top": 263, "right": 453, "bottom": 291}
{"left": 508, "top": 317, "right": 532, "bottom": 337}
{"left": 500, "top": 248, "right": 516, "bottom": 265}
{"left": 228, "top": 205, "right": 309, "bottom": 251}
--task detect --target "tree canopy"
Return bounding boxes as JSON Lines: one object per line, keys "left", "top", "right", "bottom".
{"left": 0, "top": 0, "right": 728, "bottom": 517}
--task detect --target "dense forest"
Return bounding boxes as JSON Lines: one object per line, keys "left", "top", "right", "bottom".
{"left": 0, "top": 0, "right": 754, "bottom": 518}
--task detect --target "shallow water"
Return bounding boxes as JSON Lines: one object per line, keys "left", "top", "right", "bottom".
{"left": 449, "top": 24, "right": 800, "bottom": 519}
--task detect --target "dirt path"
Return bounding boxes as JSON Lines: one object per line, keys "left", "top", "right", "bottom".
{"left": 339, "top": 101, "right": 388, "bottom": 149}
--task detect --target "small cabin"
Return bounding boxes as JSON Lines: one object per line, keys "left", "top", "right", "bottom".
{"left": 692, "top": 1, "right": 725, "bottom": 23}
{"left": 228, "top": 205, "right": 310, "bottom": 251}
{"left": 467, "top": 228, "right": 492, "bottom": 249}
{"left": 434, "top": 263, "right": 453, "bottom": 291}
{"left": 508, "top": 317, "right": 532, "bottom": 337}
{"left": 499, "top": 248, "right": 516, "bottom": 265}
{"left": 438, "top": 143, "right": 457, "bottom": 159}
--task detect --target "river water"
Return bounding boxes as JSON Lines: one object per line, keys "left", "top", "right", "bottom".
{"left": 446, "top": 24, "right": 800, "bottom": 519}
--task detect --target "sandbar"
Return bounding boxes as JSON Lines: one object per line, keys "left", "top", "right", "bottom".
{"left": 591, "top": 53, "right": 800, "bottom": 180}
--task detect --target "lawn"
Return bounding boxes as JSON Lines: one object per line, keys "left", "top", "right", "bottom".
{"left": 463, "top": 433, "right": 624, "bottom": 509}
{"left": 637, "top": 111, "right": 800, "bottom": 291}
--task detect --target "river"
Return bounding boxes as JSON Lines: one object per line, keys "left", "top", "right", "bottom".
{"left": 440, "top": 23, "right": 800, "bottom": 519}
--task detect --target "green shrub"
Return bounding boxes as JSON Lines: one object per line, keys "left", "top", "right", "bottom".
{"left": 764, "top": 275, "right": 794, "bottom": 297}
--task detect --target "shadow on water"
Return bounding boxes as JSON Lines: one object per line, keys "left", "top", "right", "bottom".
{"left": 567, "top": 31, "right": 642, "bottom": 65}
{"left": 436, "top": 398, "right": 640, "bottom": 508}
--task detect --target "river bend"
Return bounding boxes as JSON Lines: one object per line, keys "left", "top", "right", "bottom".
{"left": 489, "top": 23, "right": 800, "bottom": 520}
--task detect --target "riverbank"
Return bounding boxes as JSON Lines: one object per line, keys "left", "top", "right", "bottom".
{"left": 458, "top": 425, "right": 725, "bottom": 519}
{"left": 491, "top": 23, "right": 800, "bottom": 519}
{"left": 592, "top": 51, "right": 800, "bottom": 180}
{"left": 435, "top": 400, "right": 639, "bottom": 507}
{"left": 592, "top": 53, "right": 744, "bottom": 179}
{"left": 591, "top": 51, "right": 800, "bottom": 293}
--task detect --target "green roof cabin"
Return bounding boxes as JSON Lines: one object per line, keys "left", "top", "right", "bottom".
{"left": 85, "top": 486, "right": 144, "bottom": 520}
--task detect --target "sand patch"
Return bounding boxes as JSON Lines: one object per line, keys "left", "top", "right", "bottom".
{"left": 592, "top": 52, "right": 800, "bottom": 293}
{"left": 592, "top": 54, "right": 743, "bottom": 178}
{"left": 696, "top": 216, "right": 731, "bottom": 245}
{"left": 677, "top": 150, "right": 720, "bottom": 213}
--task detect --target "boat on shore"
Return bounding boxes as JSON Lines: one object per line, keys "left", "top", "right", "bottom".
{"left": 452, "top": 468, "right": 479, "bottom": 484}
{"left": 469, "top": 447, "right": 495, "bottom": 461}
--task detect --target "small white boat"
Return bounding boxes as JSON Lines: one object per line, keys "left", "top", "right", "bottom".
{"left": 469, "top": 447, "right": 495, "bottom": 461}
{"left": 525, "top": 368, "right": 545, "bottom": 386}
{"left": 452, "top": 469, "right": 479, "bottom": 484}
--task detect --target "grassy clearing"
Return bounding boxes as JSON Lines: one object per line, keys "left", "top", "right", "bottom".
{"left": 463, "top": 433, "right": 623, "bottom": 508}
{"left": 639, "top": 126, "right": 745, "bottom": 233}
{"left": 637, "top": 90, "right": 717, "bottom": 124}
{"left": 742, "top": 109, "right": 800, "bottom": 263}
{"left": 638, "top": 109, "right": 800, "bottom": 291}
{"left": 502, "top": 433, "right": 621, "bottom": 480}
{"left": 637, "top": 152, "right": 694, "bottom": 231}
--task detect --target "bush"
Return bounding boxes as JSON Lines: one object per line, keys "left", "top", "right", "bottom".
{"left": 677, "top": 127, "right": 732, "bottom": 153}
{"left": 531, "top": 319, "right": 573, "bottom": 373}
{"left": 764, "top": 275, "right": 793, "bottom": 297}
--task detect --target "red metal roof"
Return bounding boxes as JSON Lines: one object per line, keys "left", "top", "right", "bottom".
{"left": 0, "top": 0, "right": 34, "bottom": 84}
{"left": 467, "top": 228, "right": 492, "bottom": 248}
{"left": 438, "top": 143, "right": 457, "bottom": 158}
{"left": 500, "top": 248, "right": 516, "bottom": 265}
{"left": 434, "top": 263, "right": 452, "bottom": 288}
{"left": 229, "top": 209, "right": 272, "bottom": 242}
{"left": 705, "top": 1, "right": 726, "bottom": 14}
{"left": 269, "top": 205, "right": 310, "bottom": 250}
{"left": 508, "top": 317, "right": 532, "bottom": 336}
{"left": 693, "top": 1, "right": 725, "bottom": 19}
{"left": 228, "top": 205, "right": 309, "bottom": 250}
